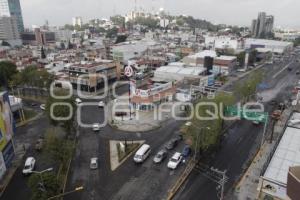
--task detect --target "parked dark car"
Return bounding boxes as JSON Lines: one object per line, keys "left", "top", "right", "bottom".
{"left": 165, "top": 139, "right": 178, "bottom": 150}
{"left": 35, "top": 139, "right": 44, "bottom": 151}
{"left": 182, "top": 145, "right": 191, "bottom": 158}
{"left": 153, "top": 149, "right": 167, "bottom": 163}
{"left": 174, "top": 133, "right": 183, "bottom": 142}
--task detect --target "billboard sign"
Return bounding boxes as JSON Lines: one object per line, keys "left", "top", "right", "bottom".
{"left": 0, "top": 152, "right": 6, "bottom": 180}
{"left": 0, "top": 92, "right": 15, "bottom": 151}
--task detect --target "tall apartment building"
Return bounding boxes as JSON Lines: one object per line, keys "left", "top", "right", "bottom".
{"left": 72, "top": 16, "right": 83, "bottom": 27}
{"left": 0, "top": 0, "right": 24, "bottom": 33}
{"left": 0, "top": 16, "right": 21, "bottom": 46}
{"left": 251, "top": 12, "right": 274, "bottom": 39}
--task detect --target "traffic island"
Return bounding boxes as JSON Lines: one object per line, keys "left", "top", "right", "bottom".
{"left": 109, "top": 140, "right": 144, "bottom": 171}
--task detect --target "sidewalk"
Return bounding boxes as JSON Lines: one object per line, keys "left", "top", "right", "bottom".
{"left": 110, "top": 97, "right": 183, "bottom": 132}
{"left": 232, "top": 106, "right": 292, "bottom": 200}
{"left": 222, "top": 63, "right": 265, "bottom": 91}
{"left": 0, "top": 144, "right": 26, "bottom": 197}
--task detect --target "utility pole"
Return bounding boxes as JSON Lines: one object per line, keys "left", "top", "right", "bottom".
{"left": 194, "top": 164, "right": 228, "bottom": 200}
{"left": 214, "top": 169, "right": 227, "bottom": 200}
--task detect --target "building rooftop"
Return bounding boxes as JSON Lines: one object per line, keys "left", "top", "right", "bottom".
{"left": 190, "top": 50, "right": 217, "bottom": 59}
{"left": 264, "top": 126, "right": 300, "bottom": 185}
{"left": 156, "top": 66, "right": 206, "bottom": 76}
{"left": 245, "top": 38, "right": 293, "bottom": 47}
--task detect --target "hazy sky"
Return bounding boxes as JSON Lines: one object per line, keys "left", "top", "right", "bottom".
{"left": 21, "top": 0, "right": 300, "bottom": 28}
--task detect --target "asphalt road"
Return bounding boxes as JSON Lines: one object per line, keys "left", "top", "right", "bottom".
{"left": 1, "top": 105, "right": 56, "bottom": 200}
{"left": 174, "top": 53, "right": 300, "bottom": 200}
{"left": 2, "top": 53, "right": 300, "bottom": 200}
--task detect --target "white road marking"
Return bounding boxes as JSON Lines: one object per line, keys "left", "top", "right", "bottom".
{"left": 272, "top": 62, "right": 293, "bottom": 79}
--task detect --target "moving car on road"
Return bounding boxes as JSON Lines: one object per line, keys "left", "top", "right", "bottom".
{"left": 133, "top": 144, "right": 151, "bottom": 163}
{"left": 22, "top": 157, "right": 36, "bottom": 175}
{"left": 167, "top": 152, "right": 183, "bottom": 169}
{"left": 153, "top": 149, "right": 167, "bottom": 164}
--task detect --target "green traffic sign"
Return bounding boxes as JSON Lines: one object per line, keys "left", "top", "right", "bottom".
{"left": 225, "top": 106, "right": 268, "bottom": 123}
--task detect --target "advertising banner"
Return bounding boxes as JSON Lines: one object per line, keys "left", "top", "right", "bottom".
{"left": 0, "top": 92, "right": 15, "bottom": 151}
{"left": 0, "top": 152, "right": 6, "bottom": 180}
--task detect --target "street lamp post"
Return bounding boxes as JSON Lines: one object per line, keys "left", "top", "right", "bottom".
{"left": 47, "top": 186, "right": 84, "bottom": 200}
{"left": 32, "top": 168, "right": 53, "bottom": 192}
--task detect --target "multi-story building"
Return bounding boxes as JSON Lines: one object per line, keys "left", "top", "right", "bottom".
{"left": 0, "top": 0, "right": 24, "bottom": 33}
{"left": 287, "top": 166, "right": 300, "bottom": 200}
{"left": 72, "top": 16, "right": 83, "bottom": 27}
{"left": 258, "top": 112, "right": 300, "bottom": 200}
{"left": 53, "top": 29, "right": 73, "bottom": 42}
{"left": 0, "top": 16, "right": 21, "bottom": 46}
{"left": 251, "top": 12, "right": 274, "bottom": 39}
{"left": 21, "top": 28, "right": 56, "bottom": 45}
{"left": 65, "top": 60, "right": 119, "bottom": 93}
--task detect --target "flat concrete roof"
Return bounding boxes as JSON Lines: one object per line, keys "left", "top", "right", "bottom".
{"left": 264, "top": 126, "right": 300, "bottom": 185}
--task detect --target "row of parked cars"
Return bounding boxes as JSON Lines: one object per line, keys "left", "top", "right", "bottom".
{"left": 133, "top": 135, "right": 191, "bottom": 170}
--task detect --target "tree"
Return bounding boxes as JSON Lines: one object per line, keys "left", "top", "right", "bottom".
{"left": 115, "top": 35, "right": 127, "bottom": 44}
{"left": 0, "top": 61, "right": 18, "bottom": 89}
{"left": 45, "top": 89, "right": 76, "bottom": 135}
{"left": 234, "top": 70, "right": 263, "bottom": 102}
{"left": 184, "top": 93, "right": 235, "bottom": 154}
{"left": 134, "top": 17, "right": 159, "bottom": 30}
{"left": 110, "top": 15, "right": 125, "bottom": 27}
{"left": 41, "top": 46, "right": 46, "bottom": 59}
{"left": 28, "top": 172, "right": 60, "bottom": 200}
{"left": 13, "top": 65, "right": 54, "bottom": 89}
{"left": 64, "top": 24, "right": 74, "bottom": 30}
{"left": 1, "top": 41, "right": 11, "bottom": 46}
{"left": 176, "top": 18, "right": 184, "bottom": 27}
{"left": 67, "top": 40, "right": 73, "bottom": 49}
{"left": 60, "top": 41, "right": 66, "bottom": 50}
{"left": 248, "top": 50, "right": 258, "bottom": 65}
{"left": 237, "top": 52, "right": 246, "bottom": 67}
{"left": 106, "top": 27, "right": 118, "bottom": 38}
{"left": 294, "top": 37, "right": 300, "bottom": 47}
{"left": 44, "top": 132, "right": 73, "bottom": 163}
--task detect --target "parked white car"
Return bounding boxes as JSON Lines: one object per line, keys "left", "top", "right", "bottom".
{"left": 90, "top": 157, "right": 98, "bottom": 169}
{"left": 92, "top": 123, "right": 101, "bottom": 131}
{"left": 22, "top": 157, "right": 36, "bottom": 175}
{"left": 167, "top": 152, "right": 183, "bottom": 169}
{"left": 133, "top": 144, "right": 151, "bottom": 163}
{"left": 40, "top": 104, "right": 46, "bottom": 110}
{"left": 75, "top": 98, "right": 82, "bottom": 105}
{"left": 98, "top": 101, "right": 105, "bottom": 108}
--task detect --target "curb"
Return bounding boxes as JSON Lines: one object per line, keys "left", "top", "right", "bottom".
{"left": 109, "top": 117, "right": 172, "bottom": 133}
{"left": 109, "top": 141, "right": 144, "bottom": 171}
{"left": 234, "top": 144, "right": 264, "bottom": 190}
{"left": 16, "top": 112, "right": 43, "bottom": 128}
{"left": 61, "top": 139, "right": 77, "bottom": 194}
{"left": 0, "top": 151, "right": 26, "bottom": 198}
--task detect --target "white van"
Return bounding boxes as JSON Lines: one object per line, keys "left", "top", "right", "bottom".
{"left": 133, "top": 144, "right": 151, "bottom": 163}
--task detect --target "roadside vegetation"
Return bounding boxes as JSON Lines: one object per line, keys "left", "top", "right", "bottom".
{"left": 183, "top": 69, "right": 264, "bottom": 157}
{"left": 117, "top": 142, "right": 140, "bottom": 162}
{"left": 27, "top": 89, "right": 76, "bottom": 200}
